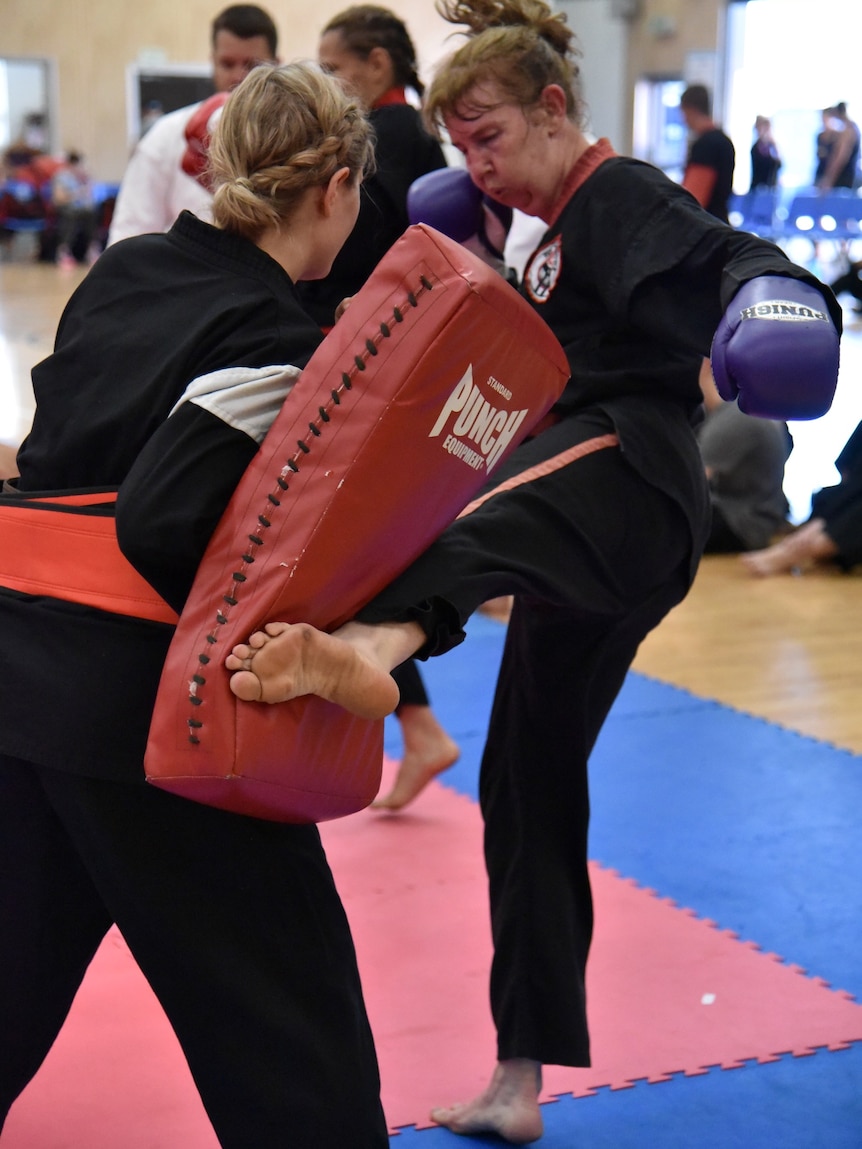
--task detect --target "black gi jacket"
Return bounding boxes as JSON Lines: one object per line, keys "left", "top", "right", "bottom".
{"left": 519, "top": 144, "right": 842, "bottom": 582}
{"left": 0, "top": 212, "right": 323, "bottom": 779}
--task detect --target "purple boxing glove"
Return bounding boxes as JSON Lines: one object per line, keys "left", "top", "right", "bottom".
{"left": 407, "top": 168, "right": 513, "bottom": 273}
{"left": 407, "top": 167, "right": 482, "bottom": 243}
{"left": 710, "top": 276, "right": 840, "bottom": 420}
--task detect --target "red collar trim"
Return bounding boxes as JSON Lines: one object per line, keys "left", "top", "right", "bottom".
{"left": 372, "top": 87, "right": 407, "bottom": 109}
{"left": 546, "top": 138, "right": 617, "bottom": 228}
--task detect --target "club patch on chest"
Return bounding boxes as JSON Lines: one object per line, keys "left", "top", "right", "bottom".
{"left": 525, "top": 235, "right": 563, "bottom": 303}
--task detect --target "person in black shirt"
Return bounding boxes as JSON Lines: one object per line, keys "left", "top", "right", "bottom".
{"left": 697, "top": 361, "right": 791, "bottom": 553}
{"left": 743, "top": 420, "right": 862, "bottom": 576}
{"left": 750, "top": 114, "right": 781, "bottom": 190}
{"left": 300, "top": 4, "right": 448, "bottom": 329}
{"left": 817, "top": 101, "right": 861, "bottom": 190}
{"left": 680, "top": 82, "right": 736, "bottom": 222}
{"left": 0, "top": 63, "right": 389, "bottom": 1148}
{"left": 304, "top": 4, "right": 460, "bottom": 810}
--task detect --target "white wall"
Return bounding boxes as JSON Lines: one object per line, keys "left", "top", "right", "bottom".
{"left": 725, "top": 0, "right": 862, "bottom": 193}
{"left": 559, "top": 0, "right": 630, "bottom": 147}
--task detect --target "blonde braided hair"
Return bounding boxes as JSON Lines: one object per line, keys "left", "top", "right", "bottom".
{"left": 209, "top": 62, "right": 375, "bottom": 241}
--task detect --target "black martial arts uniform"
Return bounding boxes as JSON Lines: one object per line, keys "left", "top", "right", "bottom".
{"left": 360, "top": 140, "right": 842, "bottom": 1067}
{"left": 0, "top": 212, "right": 388, "bottom": 1147}
{"left": 808, "top": 419, "right": 862, "bottom": 569}
{"left": 297, "top": 93, "right": 446, "bottom": 329}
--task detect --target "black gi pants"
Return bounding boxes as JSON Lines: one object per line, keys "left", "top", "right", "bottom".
{"left": 829, "top": 267, "right": 862, "bottom": 307}
{"left": 361, "top": 409, "right": 702, "bottom": 1065}
{"left": 0, "top": 757, "right": 387, "bottom": 1148}
{"left": 809, "top": 418, "right": 862, "bottom": 569}
{"left": 391, "top": 659, "right": 429, "bottom": 708}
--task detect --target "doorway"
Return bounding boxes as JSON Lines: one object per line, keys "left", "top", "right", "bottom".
{"left": 632, "top": 76, "right": 687, "bottom": 179}
{"left": 0, "top": 57, "right": 57, "bottom": 157}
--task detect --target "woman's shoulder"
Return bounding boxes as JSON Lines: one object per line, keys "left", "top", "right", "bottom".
{"left": 371, "top": 101, "right": 432, "bottom": 143}
{"left": 589, "top": 153, "right": 678, "bottom": 191}
{"left": 371, "top": 103, "right": 446, "bottom": 172}
{"left": 371, "top": 101, "right": 421, "bottom": 122}
{"left": 567, "top": 153, "right": 687, "bottom": 222}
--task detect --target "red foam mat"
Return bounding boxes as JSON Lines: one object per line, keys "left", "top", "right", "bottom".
{"left": 3, "top": 929, "right": 218, "bottom": 1148}
{"left": 325, "top": 761, "right": 862, "bottom": 1126}
{"left": 5, "top": 759, "right": 862, "bottom": 1144}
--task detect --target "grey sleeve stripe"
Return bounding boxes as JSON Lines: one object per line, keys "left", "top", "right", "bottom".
{"left": 170, "top": 364, "right": 303, "bottom": 443}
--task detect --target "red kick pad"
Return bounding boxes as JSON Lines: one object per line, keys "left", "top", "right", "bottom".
{"left": 145, "top": 224, "right": 569, "bottom": 823}
{"left": 6, "top": 763, "right": 862, "bottom": 1145}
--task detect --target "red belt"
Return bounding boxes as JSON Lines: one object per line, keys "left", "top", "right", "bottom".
{"left": 0, "top": 491, "right": 178, "bottom": 625}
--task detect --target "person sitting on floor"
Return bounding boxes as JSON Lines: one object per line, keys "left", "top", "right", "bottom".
{"left": 51, "top": 151, "right": 99, "bottom": 266}
{"left": 827, "top": 258, "right": 862, "bottom": 317}
{"left": 696, "top": 360, "right": 792, "bottom": 554}
{"left": 743, "top": 419, "right": 862, "bottom": 576}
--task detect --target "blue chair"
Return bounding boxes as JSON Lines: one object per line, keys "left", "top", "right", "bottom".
{"left": 782, "top": 188, "right": 862, "bottom": 246}
{"left": 0, "top": 179, "right": 49, "bottom": 259}
{"left": 777, "top": 188, "right": 862, "bottom": 264}
{"left": 727, "top": 186, "right": 779, "bottom": 238}
{"left": 727, "top": 192, "right": 746, "bottom": 227}
{"left": 90, "top": 181, "right": 121, "bottom": 206}
{"left": 0, "top": 179, "right": 47, "bottom": 233}
{"left": 818, "top": 189, "right": 862, "bottom": 244}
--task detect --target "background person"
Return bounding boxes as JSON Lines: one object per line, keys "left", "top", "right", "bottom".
{"left": 743, "top": 419, "right": 862, "bottom": 576}
{"left": 697, "top": 360, "right": 791, "bottom": 553}
{"left": 749, "top": 114, "right": 781, "bottom": 191}
{"left": 814, "top": 106, "right": 840, "bottom": 186}
{"left": 679, "top": 82, "right": 735, "bottom": 222}
{"left": 0, "top": 141, "right": 54, "bottom": 260}
{"left": 300, "top": 4, "right": 449, "bottom": 326}
{"left": 51, "top": 150, "right": 99, "bottom": 266}
{"left": 108, "top": 4, "right": 279, "bottom": 243}
{"left": 827, "top": 255, "right": 862, "bottom": 316}
{"left": 0, "top": 63, "right": 388, "bottom": 1147}
{"left": 816, "top": 100, "right": 860, "bottom": 191}
{"left": 300, "top": 3, "right": 459, "bottom": 810}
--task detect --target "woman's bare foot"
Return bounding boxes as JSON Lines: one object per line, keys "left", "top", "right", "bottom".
{"left": 371, "top": 704, "right": 460, "bottom": 810}
{"left": 478, "top": 595, "right": 514, "bottom": 623}
{"left": 741, "top": 518, "right": 838, "bottom": 577}
{"left": 225, "top": 621, "right": 400, "bottom": 719}
{"left": 430, "top": 1059, "right": 543, "bottom": 1144}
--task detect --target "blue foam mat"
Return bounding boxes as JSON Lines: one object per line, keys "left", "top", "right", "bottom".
{"left": 588, "top": 696, "right": 862, "bottom": 999}
{"left": 385, "top": 613, "right": 862, "bottom": 1145}
{"left": 389, "top": 1043, "right": 862, "bottom": 1147}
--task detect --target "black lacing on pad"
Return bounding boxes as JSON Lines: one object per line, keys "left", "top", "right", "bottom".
{"left": 186, "top": 274, "right": 435, "bottom": 743}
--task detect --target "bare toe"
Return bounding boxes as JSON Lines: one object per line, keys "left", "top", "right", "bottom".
{"left": 229, "top": 669, "right": 263, "bottom": 701}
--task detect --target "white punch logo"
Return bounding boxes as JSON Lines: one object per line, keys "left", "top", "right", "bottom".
{"left": 429, "top": 365, "right": 528, "bottom": 473}
{"left": 739, "top": 299, "right": 829, "bottom": 322}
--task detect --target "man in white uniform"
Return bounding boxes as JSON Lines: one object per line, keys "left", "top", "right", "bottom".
{"left": 108, "top": 4, "right": 278, "bottom": 243}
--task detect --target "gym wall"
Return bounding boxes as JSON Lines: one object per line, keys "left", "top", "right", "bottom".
{"left": 4, "top": 0, "right": 725, "bottom": 182}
